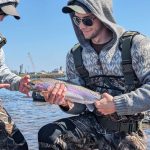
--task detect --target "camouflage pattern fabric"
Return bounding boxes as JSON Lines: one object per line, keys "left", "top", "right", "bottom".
{"left": 38, "top": 112, "right": 146, "bottom": 150}
{"left": 0, "top": 104, "right": 28, "bottom": 150}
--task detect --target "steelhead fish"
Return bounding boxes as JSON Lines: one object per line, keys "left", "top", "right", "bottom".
{"left": 29, "top": 78, "right": 101, "bottom": 104}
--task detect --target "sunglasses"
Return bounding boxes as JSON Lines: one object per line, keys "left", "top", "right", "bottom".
{"left": 73, "top": 16, "right": 96, "bottom": 27}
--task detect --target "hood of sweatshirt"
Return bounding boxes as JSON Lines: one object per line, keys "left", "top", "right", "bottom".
{"left": 62, "top": 0, "right": 125, "bottom": 51}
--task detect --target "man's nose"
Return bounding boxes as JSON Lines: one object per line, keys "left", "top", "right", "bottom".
{"left": 78, "top": 21, "right": 87, "bottom": 30}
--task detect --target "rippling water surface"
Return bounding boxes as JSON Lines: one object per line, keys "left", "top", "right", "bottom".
{"left": 0, "top": 89, "right": 150, "bottom": 150}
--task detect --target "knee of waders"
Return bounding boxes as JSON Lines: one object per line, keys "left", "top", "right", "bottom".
{"left": 0, "top": 121, "right": 28, "bottom": 150}
{"left": 38, "top": 123, "right": 63, "bottom": 144}
{"left": 0, "top": 121, "right": 15, "bottom": 149}
{"left": 11, "top": 128, "right": 28, "bottom": 150}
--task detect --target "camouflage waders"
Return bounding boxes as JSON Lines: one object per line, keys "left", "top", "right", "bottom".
{"left": 38, "top": 112, "right": 146, "bottom": 150}
{"left": 0, "top": 104, "right": 28, "bottom": 150}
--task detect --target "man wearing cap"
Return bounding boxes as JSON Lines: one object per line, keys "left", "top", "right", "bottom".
{"left": 0, "top": 0, "right": 29, "bottom": 149}
{"left": 38, "top": 0, "right": 150, "bottom": 149}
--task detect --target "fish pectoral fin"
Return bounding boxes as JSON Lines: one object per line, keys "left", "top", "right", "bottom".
{"left": 86, "top": 104, "right": 95, "bottom": 112}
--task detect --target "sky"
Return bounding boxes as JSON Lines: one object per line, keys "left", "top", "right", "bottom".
{"left": 0, "top": 0, "right": 150, "bottom": 73}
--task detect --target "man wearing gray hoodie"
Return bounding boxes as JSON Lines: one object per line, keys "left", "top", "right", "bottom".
{"left": 38, "top": 0, "right": 150, "bottom": 149}
{"left": 0, "top": 0, "right": 29, "bottom": 149}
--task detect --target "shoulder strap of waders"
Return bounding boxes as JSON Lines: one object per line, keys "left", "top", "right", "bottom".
{"left": 71, "top": 43, "right": 90, "bottom": 84}
{"left": 119, "top": 31, "right": 140, "bottom": 90}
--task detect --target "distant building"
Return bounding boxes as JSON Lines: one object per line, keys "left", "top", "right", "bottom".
{"left": 19, "top": 64, "right": 23, "bottom": 74}
{"left": 51, "top": 66, "right": 64, "bottom": 74}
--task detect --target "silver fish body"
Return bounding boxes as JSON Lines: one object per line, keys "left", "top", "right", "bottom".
{"left": 29, "top": 78, "right": 101, "bottom": 105}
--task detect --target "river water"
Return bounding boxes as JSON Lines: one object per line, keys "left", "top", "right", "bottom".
{"left": 0, "top": 89, "right": 150, "bottom": 150}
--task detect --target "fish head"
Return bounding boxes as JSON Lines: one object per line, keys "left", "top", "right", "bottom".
{"left": 28, "top": 81, "right": 50, "bottom": 92}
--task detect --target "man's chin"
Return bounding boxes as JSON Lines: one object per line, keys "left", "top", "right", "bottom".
{"left": 83, "top": 33, "right": 94, "bottom": 39}
{"left": 84, "top": 35, "right": 91, "bottom": 40}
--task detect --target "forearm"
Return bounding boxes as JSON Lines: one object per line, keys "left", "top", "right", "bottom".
{"left": 114, "top": 83, "right": 150, "bottom": 115}
{"left": 0, "top": 48, "right": 21, "bottom": 91}
{"left": 0, "top": 64, "right": 21, "bottom": 90}
{"left": 114, "top": 36, "right": 150, "bottom": 115}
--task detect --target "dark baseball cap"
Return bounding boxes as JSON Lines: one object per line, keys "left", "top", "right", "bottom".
{"left": 62, "top": 1, "right": 90, "bottom": 14}
{"left": 0, "top": 2, "right": 20, "bottom": 19}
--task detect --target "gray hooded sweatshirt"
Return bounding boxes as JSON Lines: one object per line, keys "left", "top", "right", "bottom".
{"left": 63, "top": 0, "right": 150, "bottom": 116}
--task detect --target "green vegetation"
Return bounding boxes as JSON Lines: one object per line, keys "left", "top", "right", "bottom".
{"left": 19, "top": 72, "right": 66, "bottom": 79}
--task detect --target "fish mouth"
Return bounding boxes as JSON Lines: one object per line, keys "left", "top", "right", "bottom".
{"left": 28, "top": 82, "right": 39, "bottom": 92}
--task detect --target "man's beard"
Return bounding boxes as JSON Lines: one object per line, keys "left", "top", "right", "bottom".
{"left": 83, "top": 27, "right": 103, "bottom": 40}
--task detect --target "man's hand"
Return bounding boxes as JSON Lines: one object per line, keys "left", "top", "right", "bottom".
{"left": 0, "top": 83, "right": 10, "bottom": 89}
{"left": 94, "top": 93, "right": 116, "bottom": 115}
{"left": 42, "top": 83, "right": 71, "bottom": 107}
{"left": 19, "top": 75, "right": 30, "bottom": 96}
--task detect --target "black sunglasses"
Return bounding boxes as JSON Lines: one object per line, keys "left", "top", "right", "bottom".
{"left": 73, "top": 16, "right": 96, "bottom": 27}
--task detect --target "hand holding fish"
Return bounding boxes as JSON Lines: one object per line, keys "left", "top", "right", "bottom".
{"left": 19, "top": 75, "right": 30, "bottom": 96}
{"left": 94, "top": 93, "right": 116, "bottom": 115}
{"left": 41, "top": 83, "right": 75, "bottom": 110}
{"left": 42, "top": 83, "right": 67, "bottom": 104}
